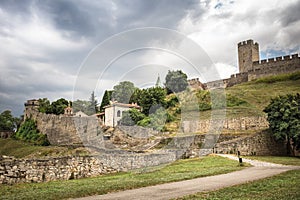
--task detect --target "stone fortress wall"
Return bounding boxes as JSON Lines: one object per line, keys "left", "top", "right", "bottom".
{"left": 25, "top": 108, "right": 104, "bottom": 147}
{"left": 188, "top": 39, "right": 300, "bottom": 89}
{"left": 0, "top": 152, "right": 176, "bottom": 185}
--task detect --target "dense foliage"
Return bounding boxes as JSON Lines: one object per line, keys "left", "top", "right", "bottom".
{"left": 87, "top": 91, "right": 98, "bottom": 114}
{"left": 14, "top": 119, "right": 50, "bottom": 146}
{"left": 131, "top": 87, "right": 167, "bottom": 115}
{"left": 38, "top": 98, "right": 69, "bottom": 115}
{"left": 112, "top": 81, "right": 136, "bottom": 103}
{"left": 0, "top": 110, "right": 18, "bottom": 131}
{"left": 264, "top": 93, "right": 300, "bottom": 155}
{"left": 119, "top": 109, "right": 146, "bottom": 126}
{"left": 99, "top": 90, "right": 113, "bottom": 112}
{"left": 72, "top": 100, "right": 91, "bottom": 113}
{"left": 165, "top": 70, "right": 188, "bottom": 93}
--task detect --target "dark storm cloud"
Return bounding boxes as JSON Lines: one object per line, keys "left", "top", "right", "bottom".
{"left": 37, "top": 0, "right": 108, "bottom": 39}
{"left": 114, "top": 0, "right": 203, "bottom": 29}
{"left": 1, "top": 0, "right": 300, "bottom": 116}
{"left": 279, "top": 0, "right": 300, "bottom": 26}
{"left": 0, "top": 0, "right": 33, "bottom": 15}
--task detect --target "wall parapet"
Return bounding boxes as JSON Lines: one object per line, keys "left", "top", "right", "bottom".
{"left": 0, "top": 152, "right": 176, "bottom": 185}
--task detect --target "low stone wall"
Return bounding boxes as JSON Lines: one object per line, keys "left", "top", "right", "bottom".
{"left": 118, "top": 125, "right": 158, "bottom": 138}
{"left": 214, "top": 130, "right": 286, "bottom": 156}
{"left": 0, "top": 131, "right": 13, "bottom": 139}
{"left": 0, "top": 152, "right": 176, "bottom": 185}
{"left": 182, "top": 117, "right": 269, "bottom": 133}
{"left": 98, "top": 152, "right": 176, "bottom": 172}
{"left": 160, "top": 131, "right": 286, "bottom": 157}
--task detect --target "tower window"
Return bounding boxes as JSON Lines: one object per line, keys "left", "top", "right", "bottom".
{"left": 117, "top": 110, "right": 121, "bottom": 117}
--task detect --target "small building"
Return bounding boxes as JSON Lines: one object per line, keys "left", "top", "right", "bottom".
{"left": 24, "top": 99, "right": 40, "bottom": 119}
{"left": 64, "top": 106, "right": 73, "bottom": 116}
{"left": 74, "top": 111, "right": 88, "bottom": 117}
{"left": 104, "top": 101, "right": 141, "bottom": 127}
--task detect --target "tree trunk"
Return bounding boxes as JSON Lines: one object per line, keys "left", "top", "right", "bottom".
{"left": 286, "top": 138, "right": 295, "bottom": 156}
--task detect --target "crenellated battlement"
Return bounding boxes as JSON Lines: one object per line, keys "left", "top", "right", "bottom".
{"left": 253, "top": 53, "right": 299, "bottom": 65}
{"left": 238, "top": 39, "right": 259, "bottom": 47}
{"left": 188, "top": 78, "right": 206, "bottom": 90}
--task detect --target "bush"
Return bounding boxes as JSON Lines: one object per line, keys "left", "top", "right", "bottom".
{"left": 15, "top": 119, "right": 50, "bottom": 146}
{"left": 226, "top": 94, "right": 248, "bottom": 107}
{"left": 165, "top": 94, "right": 179, "bottom": 108}
{"left": 196, "top": 90, "right": 212, "bottom": 111}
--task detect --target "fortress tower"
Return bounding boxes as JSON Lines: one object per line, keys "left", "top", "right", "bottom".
{"left": 238, "top": 39, "right": 260, "bottom": 73}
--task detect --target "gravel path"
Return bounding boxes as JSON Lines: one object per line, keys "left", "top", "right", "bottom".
{"left": 73, "top": 154, "right": 300, "bottom": 200}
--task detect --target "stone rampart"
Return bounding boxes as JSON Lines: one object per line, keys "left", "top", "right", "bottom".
{"left": 214, "top": 130, "right": 286, "bottom": 156}
{"left": 249, "top": 54, "right": 300, "bottom": 80}
{"left": 118, "top": 125, "right": 159, "bottom": 138}
{"left": 182, "top": 116, "right": 269, "bottom": 133}
{"left": 0, "top": 152, "right": 176, "bottom": 185}
{"left": 25, "top": 110, "right": 103, "bottom": 147}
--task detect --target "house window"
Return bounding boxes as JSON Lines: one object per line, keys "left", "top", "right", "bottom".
{"left": 117, "top": 110, "right": 121, "bottom": 117}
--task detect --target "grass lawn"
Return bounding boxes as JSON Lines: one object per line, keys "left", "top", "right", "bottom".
{"left": 176, "top": 156, "right": 300, "bottom": 200}
{"left": 176, "top": 170, "right": 300, "bottom": 200}
{"left": 244, "top": 156, "right": 300, "bottom": 166}
{"left": 0, "top": 155, "right": 247, "bottom": 200}
{"left": 0, "top": 138, "right": 90, "bottom": 158}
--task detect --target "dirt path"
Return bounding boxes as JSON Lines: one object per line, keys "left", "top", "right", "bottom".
{"left": 73, "top": 154, "right": 300, "bottom": 200}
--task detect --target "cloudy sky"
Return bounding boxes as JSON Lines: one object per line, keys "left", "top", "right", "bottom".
{"left": 1, "top": 0, "right": 300, "bottom": 116}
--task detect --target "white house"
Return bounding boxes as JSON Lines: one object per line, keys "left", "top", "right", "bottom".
{"left": 74, "top": 111, "right": 88, "bottom": 117}
{"left": 104, "top": 101, "right": 140, "bottom": 127}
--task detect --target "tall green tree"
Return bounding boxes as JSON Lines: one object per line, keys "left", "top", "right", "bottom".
{"left": 165, "top": 70, "right": 188, "bottom": 93}
{"left": 264, "top": 93, "right": 300, "bottom": 155}
{"left": 112, "top": 81, "right": 136, "bottom": 103}
{"left": 132, "top": 87, "right": 167, "bottom": 115}
{"left": 38, "top": 98, "right": 51, "bottom": 113}
{"left": 0, "top": 110, "right": 16, "bottom": 131}
{"left": 72, "top": 99, "right": 90, "bottom": 113}
{"left": 49, "top": 98, "right": 69, "bottom": 115}
{"left": 99, "top": 90, "right": 113, "bottom": 112}
{"left": 87, "top": 91, "right": 98, "bottom": 114}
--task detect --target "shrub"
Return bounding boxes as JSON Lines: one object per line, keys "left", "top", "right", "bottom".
{"left": 15, "top": 119, "right": 50, "bottom": 146}
{"left": 226, "top": 94, "right": 248, "bottom": 107}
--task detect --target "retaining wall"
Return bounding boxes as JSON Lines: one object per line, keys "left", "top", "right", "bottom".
{"left": 0, "top": 152, "right": 176, "bottom": 185}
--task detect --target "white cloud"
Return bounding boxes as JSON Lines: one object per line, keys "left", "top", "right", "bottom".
{"left": 178, "top": 0, "right": 300, "bottom": 73}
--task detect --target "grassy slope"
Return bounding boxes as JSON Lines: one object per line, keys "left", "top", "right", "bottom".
{"left": 0, "top": 138, "right": 90, "bottom": 158}
{"left": 0, "top": 156, "right": 248, "bottom": 200}
{"left": 226, "top": 79, "right": 300, "bottom": 116}
{"left": 165, "top": 72, "right": 300, "bottom": 132}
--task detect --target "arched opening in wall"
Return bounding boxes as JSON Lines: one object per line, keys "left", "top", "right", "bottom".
{"left": 117, "top": 110, "right": 121, "bottom": 117}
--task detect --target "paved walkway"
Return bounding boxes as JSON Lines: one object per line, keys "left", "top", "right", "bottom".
{"left": 73, "top": 154, "right": 300, "bottom": 200}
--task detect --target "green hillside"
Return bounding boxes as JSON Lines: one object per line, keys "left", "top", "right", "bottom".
{"left": 164, "top": 72, "right": 300, "bottom": 132}
{"left": 226, "top": 72, "right": 300, "bottom": 117}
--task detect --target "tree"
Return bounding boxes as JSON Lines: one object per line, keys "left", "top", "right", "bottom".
{"left": 38, "top": 98, "right": 51, "bottom": 113}
{"left": 264, "top": 93, "right": 300, "bottom": 155}
{"left": 99, "top": 90, "right": 113, "bottom": 112}
{"left": 0, "top": 110, "right": 16, "bottom": 131}
{"left": 112, "top": 81, "right": 136, "bottom": 103}
{"left": 72, "top": 99, "right": 91, "bottom": 113}
{"left": 49, "top": 98, "right": 69, "bottom": 115}
{"left": 132, "top": 87, "right": 167, "bottom": 115}
{"left": 165, "top": 70, "right": 188, "bottom": 93}
{"left": 119, "top": 108, "right": 146, "bottom": 126}
{"left": 87, "top": 91, "right": 98, "bottom": 115}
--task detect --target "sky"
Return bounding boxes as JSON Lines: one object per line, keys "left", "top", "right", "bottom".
{"left": 0, "top": 0, "right": 300, "bottom": 116}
